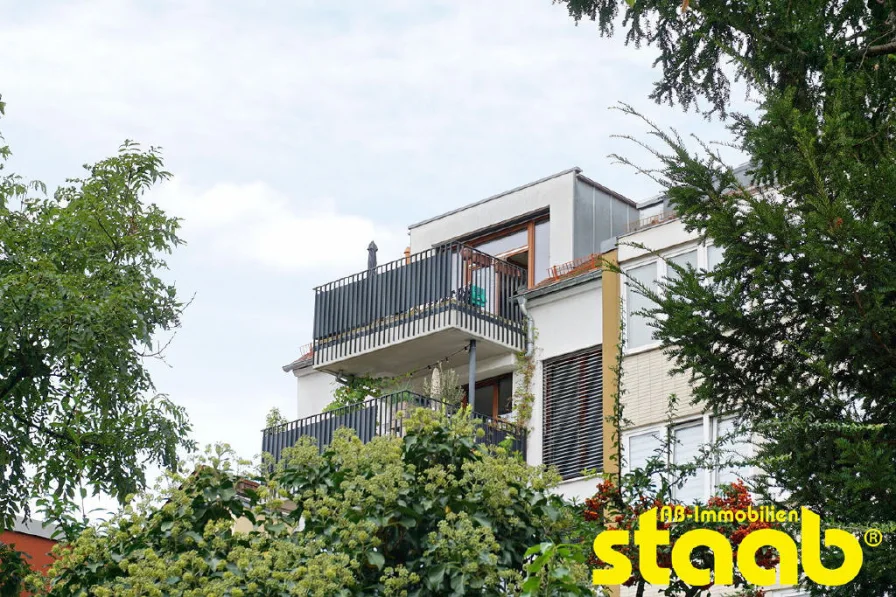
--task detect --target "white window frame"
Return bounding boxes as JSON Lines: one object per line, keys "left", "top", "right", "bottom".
{"left": 621, "top": 242, "right": 720, "bottom": 354}
{"left": 621, "top": 414, "right": 753, "bottom": 503}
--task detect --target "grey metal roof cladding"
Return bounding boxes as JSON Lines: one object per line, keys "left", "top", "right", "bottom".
{"left": 407, "top": 167, "right": 636, "bottom": 230}
{"left": 11, "top": 515, "right": 58, "bottom": 540}
{"left": 575, "top": 173, "right": 639, "bottom": 207}
{"left": 637, "top": 193, "right": 667, "bottom": 209}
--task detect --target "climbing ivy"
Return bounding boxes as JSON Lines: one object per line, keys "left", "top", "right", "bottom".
{"left": 511, "top": 326, "right": 538, "bottom": 429}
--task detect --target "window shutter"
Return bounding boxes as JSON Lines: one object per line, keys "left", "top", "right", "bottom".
{"left": 542, "top": 346, "right": 603, "bottom": 479}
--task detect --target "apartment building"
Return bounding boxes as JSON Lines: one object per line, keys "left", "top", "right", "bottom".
{"left": 615, "top": 176, "right": 806, "bottom": 597}
{"left": 269, "top": 167, "right": 637, "bottom": 500}
{"left": 265, "top": 165, "right": 806, "bottom": 595}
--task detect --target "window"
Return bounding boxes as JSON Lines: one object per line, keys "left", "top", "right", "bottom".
{"left": 673, "top": 422, "right": 706, "bottom": 503}
{"left": 470, "top": 217, "right": 550, "bottom": 288}
{"left": 543, "top": 346, "right": 603, "bottom": 480}
{"left": 534, "top": 220, "right": 550, "bottom": 285}
{"left": 623, "top": 416, "right": 751, "bottom": 502}
{"left": 625, "top": 262, "right": 658, "bottom": 350}
{"left": 706, "top": 244, "right": 724, "bottom": 271}
{"left": 623, "top": 243, "right": 720, "bottom": 352}
{"left": 462, "top": 374, "right": 513, "bottom": 419}
{"left": 665, "top": 249, "right": 698, "bottom": 283}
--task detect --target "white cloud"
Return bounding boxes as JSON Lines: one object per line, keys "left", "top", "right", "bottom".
{"left": 149, "top": 178, "right": 407, "bottom": 274}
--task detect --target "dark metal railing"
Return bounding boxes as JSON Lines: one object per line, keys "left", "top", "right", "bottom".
{"left": 312, "top": 243, "right": 528, "bottom": 365}
{"left": 261, "top": 391, "right": 527, "bottom": 462}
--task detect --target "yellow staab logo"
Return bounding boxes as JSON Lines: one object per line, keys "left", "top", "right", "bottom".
{"left": 592, "top": 507, "right": 864, "bottom": 587}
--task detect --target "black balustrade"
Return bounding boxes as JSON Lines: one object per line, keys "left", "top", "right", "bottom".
{"left": 261, "top": 391, "right": 527, "bottom": 462}
{"left": 312, "top": 243, "right": 528, "bottom": 365}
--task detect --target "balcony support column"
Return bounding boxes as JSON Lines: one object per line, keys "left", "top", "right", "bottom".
{"left": 468, "top": 339, "right": 477, "bottom": 405}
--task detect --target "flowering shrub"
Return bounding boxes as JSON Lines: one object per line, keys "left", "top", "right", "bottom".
{"left": 35, "top": 409, "right": 590, "bottom": 596}
{"left": 585, "top": 478, "right": 779, "bottom": 597}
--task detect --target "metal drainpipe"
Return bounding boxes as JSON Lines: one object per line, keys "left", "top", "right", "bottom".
{"left": 518, "top": 295, "right": 535, "bottom": 358}
{"left": 468, "top": 339, "right": 477, "bottom": 399}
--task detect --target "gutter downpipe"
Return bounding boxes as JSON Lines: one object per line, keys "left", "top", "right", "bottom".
{"left": 518, "top": 295, "right": 535, "bottom": 358}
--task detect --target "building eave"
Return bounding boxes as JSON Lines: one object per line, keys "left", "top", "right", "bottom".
{"left": 407, "top": 167, "right": 582, "bottom": 231}
{"left": 10, "top": 516, "right": 58, "bottom": 541}
{"left": 575, "top": 173, "right": 638, "bottom": 207}
{"left": 517, "top": 268, "right": 603, "bottom": 301}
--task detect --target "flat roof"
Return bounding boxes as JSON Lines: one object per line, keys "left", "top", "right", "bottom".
{"left": 408, "top": 167, "right": 636, "bottom": 230}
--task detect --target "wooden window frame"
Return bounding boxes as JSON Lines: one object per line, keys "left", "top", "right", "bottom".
{"left": 468, "top": 216, "right": 548, "bottom": 289}
{"left": 462, "top": 373, "right": 513, "bottom": 420}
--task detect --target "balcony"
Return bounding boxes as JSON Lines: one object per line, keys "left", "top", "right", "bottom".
{"left": 261, "top": 391, "right": 527, "bottom": 462}
{"left": 312, "top": 243, "right": 528, "bottom": 376}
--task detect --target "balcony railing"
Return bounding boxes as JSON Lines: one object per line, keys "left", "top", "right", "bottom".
{"left": 627, "top": 210, "right": 678, "bottom": 233}
{"left": 312, "top": 243, "right": 528, "bottom": 366}
{"left": 261, "top": 391, "right": 527, "bottom": 462}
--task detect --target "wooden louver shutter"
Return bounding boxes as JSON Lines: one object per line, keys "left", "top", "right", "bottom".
{"left": 542, "top": 345, "right": 603, "bottom": 480}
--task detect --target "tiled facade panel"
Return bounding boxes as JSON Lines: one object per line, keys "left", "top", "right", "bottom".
{"left": 621, "top": 348, "right": 700, "bottom": 430}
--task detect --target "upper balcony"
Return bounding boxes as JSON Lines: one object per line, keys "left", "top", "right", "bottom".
{"left": 312, "top": 243, "right": 527, "bottom": 376}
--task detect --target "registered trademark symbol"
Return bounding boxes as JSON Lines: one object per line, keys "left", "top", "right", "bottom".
{"left": 864, "top": 529, "right": 883, "bottom": 547}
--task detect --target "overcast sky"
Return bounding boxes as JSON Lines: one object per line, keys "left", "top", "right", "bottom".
{"left": 2, "top": 0, "right": 749, "bottom": 468}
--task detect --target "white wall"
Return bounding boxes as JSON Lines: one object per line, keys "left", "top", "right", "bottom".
{"left": 409, "top": 170, "right": 577, "bottom": 266}
{"left": 525, "top": 278, "right": 603, "bottom": 502}
{"left": 618, "top": 219, "right": 698, "bottom": 263}
{"left": 293, "top": 368, "right": 338, "bottom": 420}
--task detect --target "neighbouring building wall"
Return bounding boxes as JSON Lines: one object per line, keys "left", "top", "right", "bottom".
{"left": 408, "top": 169, "right": 578, "bottom": 266}
{"left": 294, "top": 367, "right": 338, "bottom": 420}
{"left": 618, "top": 218, "right": 696, "bottom": 263}
{"left": 526, "top": 275, "right": 603, "bottom": 502}
{"left": 1, "top": 518, "right": 58, "bottom": 580}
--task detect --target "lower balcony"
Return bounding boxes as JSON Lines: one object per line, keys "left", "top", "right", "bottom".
{"left": 261, "top": 391, "right": 527, "bottom": 463}
{"left": 312, "top": 243, "right": 527, "bottom": 377}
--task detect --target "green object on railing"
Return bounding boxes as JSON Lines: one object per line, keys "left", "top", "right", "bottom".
{"left": 470, "top": 285, "right": 486, "bottom": 308}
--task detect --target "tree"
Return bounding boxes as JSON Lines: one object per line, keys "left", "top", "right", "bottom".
{"left": 0, "top": 95, "right": 193, "bottom": 531}
{"left": 555, "top": 0, "right": 896, "bottom": 593}
{"left": 37, "top": 409, "right": 593, "bottom": 596}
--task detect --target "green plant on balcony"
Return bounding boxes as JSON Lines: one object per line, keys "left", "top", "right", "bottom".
{"left": 264, "top": 407, "right": 288, "bottom": 429}
{"left": 323, "top": 374, "right": 413, "bottom": 413}
{"left": 422, "top": 363, "right": 465, "bottom": 408}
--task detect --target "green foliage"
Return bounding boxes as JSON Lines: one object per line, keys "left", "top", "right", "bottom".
{"left": 422, "top": 363, "right": 465, "bottom": 407}
{"left": 556, "top": 0, "right": 896, "bottom": 118}
{"left": 611, "top": 106, "right": 896, "bottom": 595}
{"left": 512, "top": 326, "right": 538, "bottom": 428}
{"left": 264, "top": 407, "right": 288, "bottom": 429}
{"left": 520, "top": 542, "right": 596, "bottom": 597}
{"left": 0, "top": 542, "right": 31, "bottom": 597}
{"left": 324, "top": 374, "right": 412, "bottom": 412}
{"left": 0, "top": 97, "right": 193, "bottom": 531}
{"left": 556, "top": 0, "right": 896, "bottom": 593}
{"left": 41, "top": 411, "right": 590, "bottom": 596}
